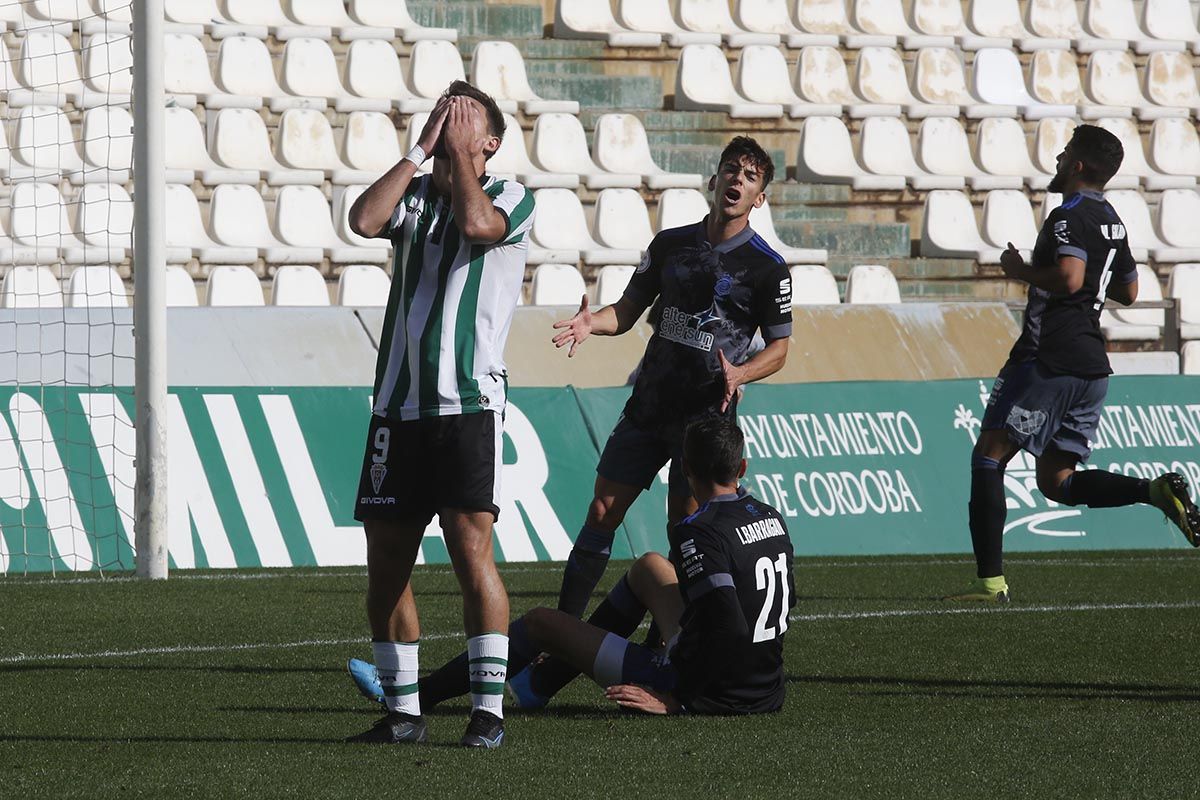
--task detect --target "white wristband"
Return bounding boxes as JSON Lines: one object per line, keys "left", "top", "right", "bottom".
{"left": 403, "top": 145, "right": 427, "bottom": 167}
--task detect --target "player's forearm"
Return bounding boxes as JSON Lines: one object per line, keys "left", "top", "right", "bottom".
{"left": 736, "top": 338, "right": 789, "bottom": 384}
{"left": 449, "top": 151, "right": 505, "bottom": 243}
{"left": 595, "top": 296, "right": 647, "bottom": 336}
{"left": 349, "top": 159, "right": 421, "bottom": 239}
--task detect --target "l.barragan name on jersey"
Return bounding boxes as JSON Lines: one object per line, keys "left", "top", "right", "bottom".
{"left": 735, "top": 517, "right": 788, "bottom": 546}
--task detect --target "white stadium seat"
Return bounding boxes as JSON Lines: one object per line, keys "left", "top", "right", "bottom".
{"left": 736, "top": 0, "right": 814, "bottom": 42}
{"left": 797, "top": 116, "right": 906, "bottom": 190}
{"left": 210, "top": 108, "right": 324, "bottom": 186}
{"left": 164, "top": 108, "right": 258, "bottom": 186}
{"left": 1183, "top": 341, "right": 1200, "bottom": 373}
{"left": 919, "top": 190, "right": 1003, "bottom": 262}
{"left": 274, "top": 185, "right": 387, "bottom": 264}
{"left": 1149, "top": 119, "right": 1200, "bottom": 180}
{"left": 795, "top": 46, "right": 896, "bottom": 117}
{"left": 76, "top": 183, "right": 133, "bottom": 258}
{"left": 272, "top": 265, "right": 330, "bottom": 306}
{"left": 979, "top": 190, "right": 1039, "bottom": 259}
{"left": 333, "top": 186, "right": 383, "bottom": 250}
{"left": 749, "top": 201, "right": 828, "bottom": 264}
{"left": 1101, "top": 263, "right": 1163, "bottom": 340}
{"left": 845, "top": 264, "right": 901, "bottom": 303}
{"left": 1142, "top": 0, "right": 1200, "bottom": 54}
{"left": 735, "top": 45, "right": 809, "bottom": 116}
{"left": 18, "top": 32, "right": 96, "bottom": 107}
{"left": 65, "top": 267, "right": 127, "bottom": 309}
{"left": 348, "top": 0, "right": 457, "bottom": 42}
{"left": 530, "top": 263, "right": 588, "bottom": 306}
{"left": 912, "top": 47, "right": 1011, "bottom": 118}
{"left": 917, "top": 118, "right": 1022, "bottom": 191}
{"left": 208, "top": 184, "right": 324, "bottom": 265}
{"left": 342, "top": 112, "right": 402, "bottom": 174}
{"left": 532, "top": 113, "right": 640, "bottom": 190}
{"left": 164, "top": 33, "right": 261, "bottom": 110}
{"left": 337, "top": 264, "right": 391, "bottom": 307}
{"left": 531, "top": 188, "right": 637, "bottom": 266}
{"left": 859, "top": 116, "right": 964, "bottom": 190}
{"left": 215, "top": 36, "right": 326, "bottom": 113}
{"left": 82, "top": 33, "right": 132, "bottom": 97}
{"left": 678, "top": 0, "right": 779, "bottom": 47}
{"left": 657, "top": 188, "right": 710, "bottom": 231}
{"left": 1085, "top": 51, "right": 1185, "bottom": 120}
{"left": 1107, "top": 351, "right": 1180, "bottom": 375}
{"left": 553, "top": 0, "right": 662, "bottom": 47}
{"left": 674, "top": 44, "right": 783, "bottom": 118}
{"left": 972, "top": 48, "right": 1073, "bottom": 119}
{"left": 1030, "top": 49, "right": 1127, "bottom": 119}
{"left": 1083, "top": 0, "right": 1182, "bottom": 54}
{"left": 206, "top": 265, "right": 265, "bottom": 307}
{"left": 408, "top": 40, "right": 466, "bottom": 102}
{"left": 618, "top": 0, "right": 721, "bottom": 46}
{"left": 855, "top": 46, "right": 956, "bottom": 117}
{"left": 1106, "top": 189, "right": 1200, "bottom": 262}
{"left": 341, "top": 40, "right": 431, "bottom": 114}
{"left": 10, "top": 182, "right": 122, "bottom": 265}
{"left": 1, "top": 267, "right": 61, "bottom": 309}
{"left": 1157, "top": 190, "right": 1200, "bottom": 254}
{"left": 166, "top": 266, "right": 199, "bottom": 307}
{"left": 1143, "top": 51, "right": 1200, "bottom": 114}
{"left": 799, "top": 0, "right": 895, "bottom": 48}
{"left": 490, "top": 113, "right": 579, "bottom": 189}
{"left": 289, "top": 0, "right": 392, "bottom": 41}
{"left": 279, "top": 38, "right": 390, "bottom": 113}
{"left": 165, "top": 0, "right": 227, "bottom": 35}
{"left": 968, "top": 0, "right": 1065, "bottom": 50}
{"left": 470, "top": 41, "right": 579, "bottom": 116}
{"left": 593, "top": 189, "right": 655, "bottom": 253}
{"left": 165, "top": 184, "right": 258, "bottom": 265}
{"left": 852, "top": 0, "right": 951, "bottom": 48}
{"left": 1098, "top": 117, "right": 1195, "bottom": 190}
{"left": 593, "top": 114, "right": 703, "bottom": 190}
{"left": 1033, "top": 118, "right": 1075, "bottom": 177}
{"left": 222, "top": 0, "right": 294, "bottom": 31}
{"left": 11, "top": 105, "right": 85, "bottom": 182}
{"left": 277, "top": 108, "right": 374, "bottom": 184}
{"left": 911, "top": 0, "right": 971, "bottom": 41}
{"left": 1027, "top": 0, "right": 1106, "bottom": 49}
{"left": 976, "top": 117, "right": 1053, "bottom": 190}
{"left": 789, "top": 264, "right": 840, "bottom": 305}
{"left": 1167, "top": 263, "right": 1200, "bottom": 339}
{"left": 595, "top": 265, "right": 636, "bottom": 306}
{"left": 76, "top": 106, "right": 134, "bottom": 186}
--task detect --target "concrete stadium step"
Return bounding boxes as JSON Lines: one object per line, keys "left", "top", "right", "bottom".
{"left": 408, "top": 1, "right": 543, "bottom": 40}
{"left": 521, "top": 70, "right": 663, "bottom": 109}
{"left": 775, "top": 221, "right": 910, "bottom": 258}
{"left": 896, "top": 279, "right": 1025, "bottom": 302}
{"left": 826, "top": 257, "right": 979, "bottom": 281}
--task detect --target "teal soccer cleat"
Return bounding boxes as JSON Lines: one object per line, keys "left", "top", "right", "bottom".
{"left": 346, "top": 657, "right": 384, "bottom": 705}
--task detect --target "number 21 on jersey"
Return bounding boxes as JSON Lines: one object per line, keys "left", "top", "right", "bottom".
{"left": 753, "top": 553, "right": 790, "bottom": 643}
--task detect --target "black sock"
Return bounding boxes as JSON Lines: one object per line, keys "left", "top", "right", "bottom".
{"left": 557, "top": 525, "right": 615, "bottom": 617}
{"left": 532, "top": 575, "right": 646, "bottom": 699}
{"left": 1060, "top": 470, "right": 1151, "bottom": 508}
{"left": 969, "top": 456, "right": 1007, "bottom": 579}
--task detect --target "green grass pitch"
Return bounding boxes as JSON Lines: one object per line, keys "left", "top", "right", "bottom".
{"left": 1, "top": 551, "right": 1197, "bottom": 799}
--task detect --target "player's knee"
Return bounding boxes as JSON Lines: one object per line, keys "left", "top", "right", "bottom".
{"left": 522, "top": 606, "right": 557, "bottom": 643}
{"left": 1037, "top": 472, "right": 1071, "bottom": 504}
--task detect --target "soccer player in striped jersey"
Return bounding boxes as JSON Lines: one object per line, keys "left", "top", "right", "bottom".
{"left": 343, "top": 81, "right": 533, "bottom": 748}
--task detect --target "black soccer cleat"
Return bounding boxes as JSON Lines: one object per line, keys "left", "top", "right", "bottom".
{"left": 1149, "top": 472, "right": 1200, "bottom": 547}
{"left": 345, "top": 712, "right": 428, "bottom": 744}
{"left": 460, "top": 709, "right": 504, "bottom": 749}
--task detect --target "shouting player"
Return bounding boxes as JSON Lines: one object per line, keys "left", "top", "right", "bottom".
{"left": 343, "top": 81, "right": 534, "bottom": 747}
{"left": 947, "top": 124, "right": 1199, "bottom": 603}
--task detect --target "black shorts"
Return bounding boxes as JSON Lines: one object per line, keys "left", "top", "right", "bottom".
{"left": 981, "top": 360, "right": 1108, "bottom": 461}
{"left": 353, "top": 411, "right": 502, "bottom": 526}
{"left": 596, "top": 415, "right": 691, "bottom": 496}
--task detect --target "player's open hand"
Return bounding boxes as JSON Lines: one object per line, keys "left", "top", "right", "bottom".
{"left": 605, "top": 684, "right": 682, "bottom": 715}
{"left": 717, "top": 348, "right": 744, "bottom": 413}
{"left": 442, "top": 96, "right": 485, "bottom": 159}
{"left": 416, "top": 97, "right": 451, "bottom": 156}
{"left": 1000, "top": 241, "right": 1025, "bottom": 280}
{"left": 551, "top": 294, "right": 592, "bottom": 358}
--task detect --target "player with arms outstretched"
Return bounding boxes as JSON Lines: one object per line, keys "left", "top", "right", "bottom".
{"left": 947, "top": 124, "right": 1199, "bottom": 603}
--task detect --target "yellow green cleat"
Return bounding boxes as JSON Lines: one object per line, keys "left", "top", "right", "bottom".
{"left": 943, "top": 575, "right": 1010, "bottom": 603}
{"left": 1149, "top": 473, "right": 1200, "bottom": 547}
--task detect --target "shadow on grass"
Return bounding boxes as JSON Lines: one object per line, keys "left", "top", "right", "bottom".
{"left": 0, "top": 664, "right": 343, "bottom": 676}
{"left": 787, "top": 673, "right": 1200, "bottom": 702}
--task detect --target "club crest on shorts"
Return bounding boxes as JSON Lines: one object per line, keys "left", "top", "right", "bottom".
{"left": 369, "top": 463, "right": 387, "bottom": 495}
{"left": 1006, "top": 405, "right": 1047, "bottom": 436}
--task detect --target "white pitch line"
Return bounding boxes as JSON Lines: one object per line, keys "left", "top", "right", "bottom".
{"left": 4, "top": 600, "right": 1198, "bottom": 666}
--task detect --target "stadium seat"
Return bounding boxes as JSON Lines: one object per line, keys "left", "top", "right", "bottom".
{"left": 593, "top": 189, "right": 654, "bottom": 254}
{"left": 206, "top": 265, "right": 265, "bottom": 307}
{"left": 798, "top": 117, "right": 905, "bottom": 190}
{"left": 595, "top": 264, "right": 636, "bottom": 305}
{"left": 616, "top": 0, "right": 721, "bottom": 46}
{"left": 789, "top": 264, "right": 840, "bottom": 304}
{"left": 1143, "top": 51, "right": 1200, "bottom": 114}
{"left": 28, "top": 0, "right": 89, "bottom": 27}
{"left": 859, "top": 116, "right": 964, "bottom": 190}
{"left": 1105, "top": 189, "right": 1200, "bottom": 262}
{"left": 919, "top": 190, "right": 1003, "bottom": 262}
{"left": 979, "top": 190, "right": 1039, "bottom": 259}
{"left": 288, "top": 0, "right": 392, "bottom": 41}
{"left": 797, "top": 0, "right": 895, "bottom": 48}
{"left": 75, "top": 106, "right": 133, "bottom": 186}
{"left": 341, "top": 112, "right": 402, "bottom": 175}
{"left": 1083, "top": 0, "right": 1182, "bottom": 54}
{"left": 911, "top": 0, "right": 972, "bottom": 42}
{"left": 1085, "top": 51, "right": 1185, "bottom": 120}
{"left": 1183, "top": 341, "right": 1200, "bottom": 373}
{"left": 214, "top": 36, "right": 326, "bottom": 113}
{"left": 470, "top": 41, "right": 579, "bottom": 116}
{"left": 795, "top": 46, "right": 896, "bottom": 117}
{"left": 222, "top": 0, "right": 326, "bottom": 40}
{"left": 0, "top": 197, "right": 53, "bottom": 266}
{"left": 1027, "top": 0, "right": 1121, "bottom": 52}
{"left": 1142, "top": 0, "right": 1200, "bottom": 54}
{"left": 11, "top": 105, "right": 85, "bottom": 183}
{"left": 490, "top": 113, "right": 579, "bottom": 189}
{"left": 64, "top": 267, "right": 127, "bottom": 309}
{"left": 165, "top": 184, "right": 258, "bottom": 265}
{"left": 852, "top": 0, "right": 952, "bottom": 48}
{"left": 348, "top": 0, "right": 457, "bottom": 42}
{"left": 749, "top": 201, "right": 828, "bottom": 264}
{"left": 1148, "top": 118, "right": 1200, "bottom": 181}
{"left": 855, "top": 46, "right": 956, "bottom": 117}
{"left": 678, "top": 0, "right": 779, "bottom": 47}
{"left": 966, "top": 0, "right": 1063, "bottom": 50}
{"left": 342, "top": 39, "right": 435, "bottom": 114}
{"left": 76, "top": 183, "right": 133, "bottom": 259}
{"left": 1156, "top": 189, "right": 1200, "bottom": 255}
{"left": 1101, "top": 263, "right": 1164, "bottom": 340}
{"left": 164, "top": 108, "right": 257, "bottom": 186}
{"left": 18, "top": 32, "right": 98, "bottom": 107}
{"left": 917, "top": 118, "right": 1022, "bottom": 191}
{"left": 165, "top": 0, "right": 226, "bottom": 35}
{"left": 531, "top": 113, "right": 640, "bottom": 190}
{"left": 657, "top": 188, "right": 710, "bottom": 231}
{"left": 592, "top": 114, "right": 703, "bottom": 190}
{"left": 0, "top": 267, "right": 61, "bottom": 308}
{"left": 210, "top": 108, "right": 324, "bottom": 186}
{"left": 530, "top": 263, "right": 588, "bottom": 305}
{"left": 675, "top": 44, "right": 783, "bottom": 117}
{"left": 82, "top": 32, "right": 132, "bottom": 98}
{"left": 976, "top": 117, "right": 1053, "bottom": 190}
{"left": 10, "top": 182, "right": 122, "bottom": 265}
{"left": 271, "top": 265, "right": 330, "bottom": 306}
{"left": 972, "top": 48, "right": 1073, "bottom": 119}
{"left": 845, "top": 264, "right": 901, "bottom": 303}
{"left": 332, "top": 186, "right": 381, "bottom": 250}
{"left": 734, "top": 45, "right": 810, "bottom": 115}
{"left": 1167, "top": 263, "right": 1200, "bottom": 338}
{"left": 279, "top": 38, "right": 390, "bottom": 114}
{"left": 553, "top": 0, "right": 663, "bottom": 47}
{"left": 277, "top": 109, "right": 374, "bottom": 184}
{"left": 408, "top": 40, "right": 466, "bottom": 103}
{"left": 1107, "top": 351, "right": 1180, "bottom": 374}
{"left": 166, "top": 266, "right": 199, "bottom": 307}
{"left": 337, "top": 264, "right": 391, "bottom": 306}
{"left": 530, "top": 188, "right": 637, "bottom": 266}
{"left": 912, "top": 47, "right": 1010, "bottom": 117}
{"left": 274, "top": 185, "right": 387, "bottom": 265}
{"left": 208, "top": 184, "right": 324, "bottom": 265}
{"left": 735, "top": 0, "right": 822, "bottom": 44}
{"left": 1033, "top": 117, "right": 1075, "bottom": 177}
{"left": 1098, "top": 117, "right": 1195, "bottom": 190}
{"left": 163, "top": 33, "right": 261, "bottom": 110}
{"left": 1029, "top": 49, "right": 1127, "bottom": 119}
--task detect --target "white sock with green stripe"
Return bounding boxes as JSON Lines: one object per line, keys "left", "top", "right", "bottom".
{"left": 467, "top": 633, "right": 508, "bottom": 719}
{"left": 373, "top": 640, "right": 420, "bottom": 716}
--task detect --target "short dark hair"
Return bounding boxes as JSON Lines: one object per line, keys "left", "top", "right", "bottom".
{"left": 1067, "top": 125, "right": 1124, "bottom": 187}
{"left": 717, "top": 136, "right": 775, "bottom": 188}
{"left": 442, "top": 80, "right": 505, "bottom": 142}
{"left": 683, "top": 418, "right": 745, "bottom": 486}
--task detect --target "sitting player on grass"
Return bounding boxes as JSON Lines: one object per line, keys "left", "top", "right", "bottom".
{"left": 352, "top": 418, "right": 797, "bottom": 715}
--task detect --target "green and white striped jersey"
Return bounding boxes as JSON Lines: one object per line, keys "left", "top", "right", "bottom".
{"left": 372, "top": 174, "right": 535, "bottom": 420}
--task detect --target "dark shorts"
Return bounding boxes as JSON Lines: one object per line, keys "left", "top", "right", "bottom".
{"left": 596, "top": 415, "right": 690, "bottom": 496}
{"left": 353, "top": 411, "right": 502, "bottom": 526}
{"left": 594, "top": 632, "right": 678, "bottom": 693}
{"left": 981, "top": 360, "right": 1108, "bottom": 461}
